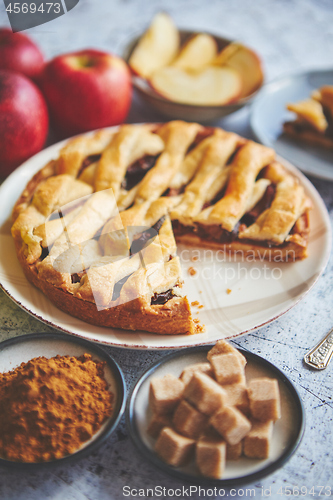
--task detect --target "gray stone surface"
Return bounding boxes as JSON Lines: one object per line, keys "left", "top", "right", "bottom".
{"left": 0, "top": 0, "right": 333, "bottom": 499}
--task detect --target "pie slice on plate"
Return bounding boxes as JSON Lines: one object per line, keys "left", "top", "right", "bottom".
{"left": 283, "top": 85, "right": 333, "bottom": 149}
{"left": 11, "top": 121, "right": 312, "bottom": 335}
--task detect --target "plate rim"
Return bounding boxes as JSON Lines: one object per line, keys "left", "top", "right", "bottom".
{"left": 126, "top": 345, "right": 306, "bottom": 486}
{"left": 250, "top": 66, "right": 333, "bottom": 181}
{"left": 0, "top": 331, "right": 127, "bottom": 469}
{"left": 0, "top": 125, "right": 331, "bottom": 350}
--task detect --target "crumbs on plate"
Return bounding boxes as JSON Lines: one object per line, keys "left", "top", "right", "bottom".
{"left": 188, "top": 267, "right": 197, "bottom": 276}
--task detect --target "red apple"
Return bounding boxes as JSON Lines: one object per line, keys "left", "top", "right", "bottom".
{"left": 0, "top": 70, "right": 49, "bottom": 178}
{"left": 39, "top": 49, "right": 132, "bottom": 137}
{"left": 0, "top": 28, "right": 45, "bottom": 80}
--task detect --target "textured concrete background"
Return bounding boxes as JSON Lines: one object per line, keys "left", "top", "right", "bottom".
{"left": 0, "top": 0, "right": 332, "bottom": 499}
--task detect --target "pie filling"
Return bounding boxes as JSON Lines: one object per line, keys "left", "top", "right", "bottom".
{"left": 130, "top": 215, "right": 166, "bottom": 255}
{"left": 78, "top": 154, "right": 102, "bottom": 177}
{"left": 172, "top": 220, "right": 299, "bottom": 248}
{"left": 323, "top": 108, "right": 333, "bottom": 136}
{"left": 151, "top": 289, "right": 176, "bottom": 305}
{"left": 286, "top": 120, "right": 333, "bottom": 138}
{"left": 122, "top": 155, "right": 159, "bottom": 190}
{"left": 171, "top": 184, "right": 291, "bottom": 248}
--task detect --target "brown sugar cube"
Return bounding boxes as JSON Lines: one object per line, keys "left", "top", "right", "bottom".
{"left": 224, "top": 382, "right": 249, "bottom": 414}
{"left": 247, "top": 378, "right": 281, "bottom": 421}
{"left": 210, "top": 405, "right": 251, "bottom": 445}
{"left": 155, "top": 427, "right": 195, "bottom": 467}
{"left": 200, "top": 426, "right": 222, "bottom": 441}
{"left": 196, "top": 435, "right": 226, "bottom": 479}
{"left": 226, "top": 441, "right": 243, "bottom": 460}
{"left": 183, "top": 372, "right": 228, "bottom": 415}
{"left": 147, "top": 412, "right": 172, "bottom": 439}
{"left": 180, "top": 362, "right": 214, "bottom": 385}
{"left": 207, "top": 339, "right": 247, "bottom": 367}
{"left": 211, "top": 353, "right": 245, "bottom": 385}
{"left": 237, "top": 372, "right": 247, "bottom": 385}
{"left": 243, "top": 420, "right": 273, "bottom": 459}
{"left": 172, "top": 400, "right": 209, "bottom": 439}
{"left": 149, "top": 374, "right": 184, "bottom": 414}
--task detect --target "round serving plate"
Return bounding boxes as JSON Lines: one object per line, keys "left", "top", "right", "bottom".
{"left": 0, "top": 126, "right": 331, "bottom": 349}
{"left": 0, "top": 332, "right": 126, "bottom": 468}
{"left": 126, "top": 346, "right": 305, "bottom": 486}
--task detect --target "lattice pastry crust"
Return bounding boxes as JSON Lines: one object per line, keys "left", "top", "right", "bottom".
{"left": 283, "top": 85, "right": 333, "bottom": 149}
{"left": 11, "top": 121, "right": 312, "bottom": 335}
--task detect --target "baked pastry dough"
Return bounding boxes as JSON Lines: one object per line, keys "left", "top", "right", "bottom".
{"left": 11, "top": 121, "right": 312, "bottom": 335}
{"left": 283, "top": 85, "right": 333, "bottom": 149}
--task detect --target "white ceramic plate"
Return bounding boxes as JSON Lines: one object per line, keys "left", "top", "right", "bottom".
{"left": 0, "top": 128, "right": 331, "bottom": 349}
{"left": 251, "top": 68, "right": 333, "bottom": 181}
{"left": 126, "top": 347, "right": 305, "bottom": 485}
{"left": 0, "top": 332, "right": 126, "bottom": 467}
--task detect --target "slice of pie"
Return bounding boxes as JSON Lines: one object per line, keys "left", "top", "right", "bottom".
{"left": 11, "top": 121, "right": 312, "bottom": 335}
{"left": 283, "top": 85, "right": 333, "bottom": 149}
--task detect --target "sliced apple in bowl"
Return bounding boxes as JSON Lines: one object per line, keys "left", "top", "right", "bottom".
{"left": 129, "top": 13, "right": 180, "bottom": 78}
{"left": 215, "top": 43, "right": 264, "bottom": 98}
{"left": 149, "top": 66, "right": 242, "bottom": 106}
{"left": 173, "top": 33, "right": 218, "bottom": 71}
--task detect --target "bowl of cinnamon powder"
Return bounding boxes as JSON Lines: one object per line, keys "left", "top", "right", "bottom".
{"left": 0, "top": 332, "right": 126, "bottom": 466}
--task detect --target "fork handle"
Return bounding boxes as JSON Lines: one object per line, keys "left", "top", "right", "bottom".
{"left": 304, "top": 328, "right": 333, "bottom": 370}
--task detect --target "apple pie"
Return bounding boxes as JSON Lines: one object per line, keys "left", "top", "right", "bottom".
{"left": 11, "top": 121, "right": 312, "bottom": 335}
{"left": 283, "top": 85, "right": 333, "bottom": 149}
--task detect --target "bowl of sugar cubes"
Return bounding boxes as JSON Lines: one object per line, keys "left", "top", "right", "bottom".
{"left": 127, "top": 340, "right": 305, "bottom": 485}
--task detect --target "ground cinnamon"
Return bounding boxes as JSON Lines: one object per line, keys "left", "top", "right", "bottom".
{"left": 0, "top": 353, "right": 113, "bottom": 462}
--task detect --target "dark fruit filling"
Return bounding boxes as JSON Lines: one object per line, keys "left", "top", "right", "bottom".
{"left": 323, "top": 108, "right": 333, "bottom": 137}
{"left": 240, "top": 184, "right": 276, "bottom": 226}
{"left": 286, "top": 110, "right": 333, "bottom": 138}
{"left": 78, "top": 154, "right": 101, "bottom": 177}
{"left": 40, "top": 246, "right": 49, "bottom": 260}
{"left": 122, "top": 155, "right": 159, "bottom": 190}
{"left": 186, "top": 127, "right": 215, "bottom": 153}
{"left": 130, "top": 216, "right": 166, "bottom": 255}
{"left": 71, "top": 272, "right": 84, "bottom": 284}
{"left": 111, "top": 274, "right": 132, "bottom": 301}
{"left": 151, "top": 289, "right": 175, "bottom": 305}
{"left": 172, "top": 184, "right": 278, "bottom": 245}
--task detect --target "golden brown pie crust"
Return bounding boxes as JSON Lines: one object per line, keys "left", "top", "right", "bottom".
{"left": 283, "top": 122, "right": 333, "bottom": 150}
{"left": 14, "top": 243, "right": 193, "bottom": 334}
{"left": 11, "top": 121, "right": 312, "bottom": 335}
{"left": 284, "top": 85, "right": 333, "bottom": 150}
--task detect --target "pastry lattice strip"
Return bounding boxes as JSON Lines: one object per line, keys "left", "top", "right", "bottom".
{"left": 12, "top": 121, "right": 312, "bottom": 281}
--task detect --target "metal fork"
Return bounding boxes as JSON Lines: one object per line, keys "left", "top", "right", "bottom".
{"left": 304, "top": 327, "right": 333, "bottom": 370}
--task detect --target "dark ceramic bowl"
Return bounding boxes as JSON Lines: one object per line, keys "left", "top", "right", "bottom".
{"left": 126, "top": 346, "right": 304, "bottom": 486}
{"left": 0, "top": 332, "right": 126, "bottom": 468}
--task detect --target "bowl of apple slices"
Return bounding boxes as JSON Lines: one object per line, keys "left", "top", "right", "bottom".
{"left": 124, "top": 13, "right": 264, "bottom": 122}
